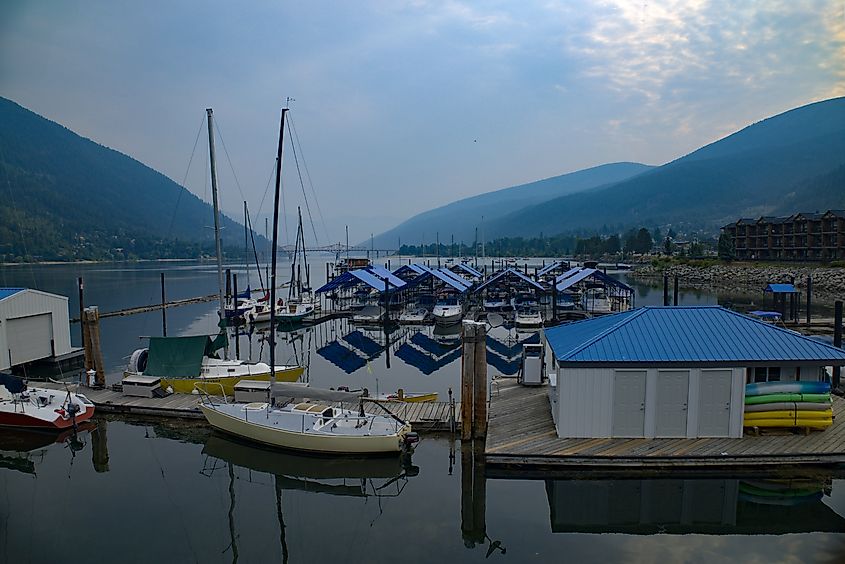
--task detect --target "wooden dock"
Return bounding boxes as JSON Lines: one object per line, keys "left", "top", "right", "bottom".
{"left": 42, "top": 382, "right": 458, "bottom": 431}
{"left": 486, "top": 378, "right": 845, "bottom": 473}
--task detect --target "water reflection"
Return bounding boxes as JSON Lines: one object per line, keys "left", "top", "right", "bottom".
{"left": 545, "top": 475, "right": 845, "bottom": 535}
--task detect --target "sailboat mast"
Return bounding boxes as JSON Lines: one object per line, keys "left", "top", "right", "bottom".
{"left": 243, "top": 201, "right": 250, "bottom": 289}
{"left": 269, "top": 108, "right": 288, "bottom": 387}
{"left": 206, "top": 109, "right": 227, "bottom": 353}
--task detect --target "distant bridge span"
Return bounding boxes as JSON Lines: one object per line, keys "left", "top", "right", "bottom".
{"left": 280, "top": 243, "right": 399, "bottom": 254}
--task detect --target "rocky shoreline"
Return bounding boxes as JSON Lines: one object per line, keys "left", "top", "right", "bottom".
{"left": 630, "top": 262, "right": 845, "bottom": 296}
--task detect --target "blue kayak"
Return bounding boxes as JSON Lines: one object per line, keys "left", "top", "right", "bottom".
{"left": 745, "top": 380, "right": 830, "bottom": 397}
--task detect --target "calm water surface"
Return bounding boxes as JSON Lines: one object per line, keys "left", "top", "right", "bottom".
{"left": 0, "top": 260, "right": 843, "bottom": 563}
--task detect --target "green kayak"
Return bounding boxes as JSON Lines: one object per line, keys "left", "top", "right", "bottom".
{"left": 745, "top": 392, "right": 830, "bottom": 405}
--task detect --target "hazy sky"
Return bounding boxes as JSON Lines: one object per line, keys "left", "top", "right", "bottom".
{"left": 2, "top": 1, "right": 843, "bottom": 244}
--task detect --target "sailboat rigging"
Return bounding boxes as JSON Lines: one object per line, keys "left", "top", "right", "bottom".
{"left": 199, "top": 107, "right": 417, "bottom": 454}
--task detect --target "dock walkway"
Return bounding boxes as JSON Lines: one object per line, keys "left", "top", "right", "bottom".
{"left": 42, "top": 382, "right": 458, "bottom": 431}
{"left": 486, "top": 379, "right": 845, "bottom": 472}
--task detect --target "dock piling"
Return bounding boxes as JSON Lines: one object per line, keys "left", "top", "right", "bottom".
{"left": 460, "top": 321, "right": 487, "bottom": 440}
{"left": 78, "top": 277, "right": 88, "bottom": 370}
{"left": 160, "top": 273, "right": 167, "bottom": 337}
{"left": 806, "top": 275, "right": 813, "bottom": 327}
{"left": 673, "top": 275, "right": 679, "bottom": 306}
{"left": 82, "top": 306, "right": 106, "bottom": 387}
{"left": 832, "top": 300, "right": 842, "bottom": 388}
{"left": 663, "top": 274, "right": 669, "bottom": 306}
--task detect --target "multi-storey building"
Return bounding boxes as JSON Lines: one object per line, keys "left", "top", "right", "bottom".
{"left": 722, "top": 210, "right": 845, "bottom": 261}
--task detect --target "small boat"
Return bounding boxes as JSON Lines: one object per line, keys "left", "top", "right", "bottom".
{"left": 484, "top": 297, "right": 514, "bottom": 312}
{"left": 582, "top": 287, "right": 612, "bottom": 313}
{"left": 0, "top": 374, "right": 94, "bottom": 430}
{"left": 277, "top": 301, "right": 315, "bottom": 324}
{"left": 515, "top": 307, "right": 543, "bottom": 328}
{"left": 432, "top": 298, "right": 462, "bottom": 325}
{"left": 352, "top": 305, "right": 384, "bottom": 324}
{"left": 199, "top": 385, "right": 416, "bottom": 454}
{"left": 125, "top": 335, "right": 303, "bottom": 395}
{"left": 398, "top": 306, "right": 428, "bottom": 323}
{"left": 248, "top": 299, "right": 286, "bottom": 324}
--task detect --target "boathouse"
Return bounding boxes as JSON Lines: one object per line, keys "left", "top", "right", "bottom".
{"left": 0, "top": 288, "right": 78, "bottom": 374}
{"left": 543, "top": 306, "right": 845, "bottom": 439}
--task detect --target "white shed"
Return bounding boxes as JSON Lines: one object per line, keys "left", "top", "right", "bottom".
{"left": 0, "top": 288, "right": 74, "bottom": 371}
{"left": 543, "top": 306, "right": 845, "bottom": 439}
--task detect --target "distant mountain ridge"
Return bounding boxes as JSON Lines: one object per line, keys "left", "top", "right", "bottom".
{"left": 0, "top": 96, "right": 247, "bottom": 261}
{"left": 372, "top": 162, "right": 653, "bottom": 247}
{"left": 376, "top": 97, "right": 845, "bottom": 243}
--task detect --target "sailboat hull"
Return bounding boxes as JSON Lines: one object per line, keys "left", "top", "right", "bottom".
{"left": 200, "top": 404, "right": 410, "bottom": 454}
{"left": 164, "top": 366, "right": 304, "bottom": 395}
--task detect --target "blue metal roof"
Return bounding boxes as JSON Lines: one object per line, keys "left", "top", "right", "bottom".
{"left": 765, "top": 283, "right": 798, "bottom": 293}
{"left": 342, "top": 330, "right": 383, "bottom": 359}
{"left": 537, "top": 261, "right": 563, "bottom": 276}
{"left": 413, "top": 266, "right": 469, "bottom": 292}
{"left": 475, "top": 268, "right": 545, "bottom": 292}
{"left": 437, "top": 268, "right": 473, "bottom": 288}
{"left": 545, "top": 306, "right": 845, "bottom": 365}
{"left": 367, "top": 265, "right": 407, "bottom": 289}
{"left": 555, "top": 268, "right": 633, "bottom": 293}
{"left": 555, "top": 267, "right": 582, "bottom": 282}
{"left": 0, "top": 288, "right": 24, "bottom": 301}
{"left": 453, "top": 263, "right": 482, "bottom": 278}
{"left": 316, "top": 341, "right": 367, "bottom": 373}
{"left": 315, "top": 269, "right": 404, "bottom": 294}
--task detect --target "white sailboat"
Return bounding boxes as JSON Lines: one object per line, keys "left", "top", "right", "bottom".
{"left": 199, "top": 107, "right": 415, "bottom": 454}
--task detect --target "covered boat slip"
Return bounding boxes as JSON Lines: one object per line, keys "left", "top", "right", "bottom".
{"left": 485, "top": 379, "right": 845, "bottom": 471}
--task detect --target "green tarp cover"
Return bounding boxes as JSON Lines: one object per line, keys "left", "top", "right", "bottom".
{"left": 145, "top": 335, "right": 213, "bottom": 377}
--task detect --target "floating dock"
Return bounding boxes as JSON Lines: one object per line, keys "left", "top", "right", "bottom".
{"left": 485, "top": 379, "right": 845, "bottom": 474}
{"left": 41, "top": 382, "right": 458, "bottom": 431}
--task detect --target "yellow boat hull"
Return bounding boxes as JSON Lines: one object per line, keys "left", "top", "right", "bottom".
{"left": 743, "top": 418, "right": 833, "bottom": 429}
{"left": 163, "top": 366, "right": 304, "bottom": 395}
{"left": 744, "top": 409, "right": 833, "bottom": 421}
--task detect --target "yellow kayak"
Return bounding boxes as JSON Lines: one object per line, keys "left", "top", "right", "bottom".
{"left": 744, "top": 409, "right": 833, "bottom": 421}
{"left": 375, "top": 391, "right": 439, "bottom": 403}
{"left": 743, "top": 418, "right": 832, "bottom": 429}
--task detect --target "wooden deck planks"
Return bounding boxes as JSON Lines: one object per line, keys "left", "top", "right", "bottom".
{"left": 486, "top": 379, "right": 845, "bottom": 468}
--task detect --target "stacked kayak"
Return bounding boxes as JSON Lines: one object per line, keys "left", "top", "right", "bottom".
{"left": 738, "top": 478, "right": 824, "bottom": 506}
{"left": 743, "top": 381, "right": 833, "bottom": 429}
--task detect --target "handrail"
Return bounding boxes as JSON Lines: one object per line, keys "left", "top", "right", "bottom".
{"left": 193, "top": 382, "right": 229, "bottom": 405}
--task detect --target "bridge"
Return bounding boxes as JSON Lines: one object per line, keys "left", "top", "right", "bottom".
{"left": 279, "top": 243, "right": 399, "bottom": 255}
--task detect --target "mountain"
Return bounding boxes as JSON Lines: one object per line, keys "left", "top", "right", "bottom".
{"left": 371, "top": 162, "right": 652, "bottom": 247}
{"left": 0, "top": 97, "right": 249, "bottom": 261}
{"left": 485, "top": 97, "right": 845, "bottom": 237}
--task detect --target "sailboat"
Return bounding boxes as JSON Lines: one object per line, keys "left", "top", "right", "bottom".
{"left": 199, "top": 108, "right": 416, "bottom": 454}
{"left": 278, "top": 207, "right": 317, "bottom": 324}
{"left": 123, "top": 109, "right": 303, "bottom": 394}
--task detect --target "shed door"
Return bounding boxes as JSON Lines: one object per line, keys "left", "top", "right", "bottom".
{"left": 698, "top": 370, "right": 732, "bottom": 437}
{"left": 612, "top": 370, "right": 646, "bottom": 437}
{"left": 6, "top": 314, "right": 53, "bottom": 365}
{"left": 656, "top": 370, "right": 689, "bottom": 437}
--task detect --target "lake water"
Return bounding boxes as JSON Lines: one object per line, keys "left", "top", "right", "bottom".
{"left": 1, "top": 259, "right": 843, "bottom": 563}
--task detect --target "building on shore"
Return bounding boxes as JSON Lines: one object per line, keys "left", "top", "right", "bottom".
{"left": 542, "top": 306, "right": 845, "bottom": 440}
{"left": 721, "top": 210, "right": 845, "bottom": 261}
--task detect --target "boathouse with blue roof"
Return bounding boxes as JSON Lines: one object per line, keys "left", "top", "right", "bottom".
{"left": 543, "top": 306, "right": 845, "bottom": 439}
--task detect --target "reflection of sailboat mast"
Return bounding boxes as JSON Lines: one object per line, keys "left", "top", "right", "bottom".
{"left": 227, "top": 462, "right": 239, "bottom": 564}
{"left": 275, "top": 476, "right": 289, "bottom": 564}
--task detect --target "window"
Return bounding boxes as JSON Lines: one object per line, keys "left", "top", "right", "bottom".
{"left": 752, "top": 367, "right": 781, "bottom": 383}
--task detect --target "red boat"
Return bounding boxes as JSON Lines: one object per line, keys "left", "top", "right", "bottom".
{"left": 0, "top": 374, "right": 95, "bottom": 430}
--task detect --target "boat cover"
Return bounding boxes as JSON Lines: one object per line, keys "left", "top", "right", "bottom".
{"left": 144, "top": 335, "right": 227, "bottom": 377}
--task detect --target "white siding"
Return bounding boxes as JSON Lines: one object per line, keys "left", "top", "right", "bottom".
{"left": 556, "top": 367, "right": 613, "bottom": 438}
{"left": 555, "top": 364, "right": 745, "bottom": 439}
{"left": 0, "top": 289, "right": 72, "bottom": 370}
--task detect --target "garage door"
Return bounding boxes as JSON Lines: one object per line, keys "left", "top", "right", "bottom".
{"left": 656, "top": 370, "right": 689, "bottom": 437}
{"left": 7, "top": 313, "right": 53, "bottom": 365}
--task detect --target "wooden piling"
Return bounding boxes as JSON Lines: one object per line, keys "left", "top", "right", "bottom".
{"left": 82, "top": 306, "right": 106, "bottom": 387}
{"left": 160, "top": 273, "right": 167, "bottom": 337}
{"left": 673, "top": 275, "right": 679, "bottom": 306}
{"left": 78, "top": 277, "right": 89, "bottom": 370}
{"left": 233, "top": 274, "right": 240, "bottom": 360}
{"left": 806, "top": 275, "right": 813, "bottom": 326}
{"left": 460, "top": 321, "right": 487, "bottom": 440}
{"left": 663, "top": 274, "right": 669, "bottom": 306}
{"left": 835, "top": 300, "right": 842, "bottom": 389}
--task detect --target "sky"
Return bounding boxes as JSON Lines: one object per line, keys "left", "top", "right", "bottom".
{"left": 1, "top": 0, "right": 844, "bottom": 245}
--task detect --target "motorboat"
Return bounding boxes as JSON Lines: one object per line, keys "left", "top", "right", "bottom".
{"left": 277, "top": 301, "right": 315, "bottom": 324}
{"left": 582, "top": 287, "right": 612, "bottom": 313}
{"left": 124, "top": 335, "right": 303, "bottom": 394}
{"left": 199, "top": 384, "right": 416, "bottom": 454}
{"left": 352, "top": 305, "right": 384, "bottom": 324}
{"left": 432, "top": 298, "right": 462, "bottom": 325}
{"left": 398, "top": 306, "right": 428, "bottom": 324}
{"left": 484, "top": 296, "right": 514, "bottom": 312}
{"left": 515, "top": 307, "right": 543, "bottom": 328}
{"left": 248, "top": 299, "right": 286, "bottom": 324}
{"left": 0, "top": 374, "right": 94, "bottom": 430}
